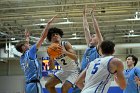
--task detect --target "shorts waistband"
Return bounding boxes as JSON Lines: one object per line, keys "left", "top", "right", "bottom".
{"left": 26, "top": 79, "right": 40, "bottom": 84}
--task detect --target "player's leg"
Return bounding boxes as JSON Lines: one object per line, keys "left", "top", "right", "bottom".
{"left": 25, "top": 83, "right": 35, "bottom": 93}
{"left": 45, "top": 75, "right": 61, "bottom": 93}
{"left": 38, "top": 82, "right": 44, "bottom": 93}
{"left": 62, "top": 70, "right": 79, "bottom": 93}
{"left": 62, "top": 80, "right": 73, "bottom": 93}
{"left": 26, "top": 83, "right": 42, "bottom": 93}
{"left": 72, "top": 69, "right": 82, "bottom": 93}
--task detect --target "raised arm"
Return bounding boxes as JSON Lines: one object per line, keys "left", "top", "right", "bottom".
{"left": 91, "top": 7, "right": 103, "bottom": 47}
{"left": 36, "top": 15, "right": 57, "bottom": 49}
{"left": 25, "top": 29, "right": 30, "bottom": 45}
{"left": 83, "top": 5, "right": 92, "bottom": 46}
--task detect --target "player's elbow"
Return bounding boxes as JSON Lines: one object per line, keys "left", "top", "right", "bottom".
{"left": 74, "top": 55, "right": 78, "bottom": 61}
{"left": 71, "top": 54, "right": 77, "bottom": 61}
{"left": 75, "top": 82, "right": 81, "bottom": 89}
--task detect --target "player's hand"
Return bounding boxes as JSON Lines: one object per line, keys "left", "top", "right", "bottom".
{"left": 90, "top": 4, "right": 96, "bottom": 16}
{"left": 61, "top": 45, "right": 67, "bottom": 54}
{"left": 47, "top": 15, "right": 57, "bottom": 24}
{"left": 44, "top": 15, "right": 57, "bottom": 30}
{"left": 25, "top": 29, "right": 30, "bottom": 37}
{"left": 83, "top": 5, "right": 87, "bottom": 15}
{"left": 56, "top": 44, "right": 64, "bottom": 55}
{"left": 50, "top": 44, "right": 63, "bottom": 56}
{"left": 135, "top": 76, "right": 140, "bottom": 86}
{"left": 55, "top": 44, "right": 67, "bottom": 55}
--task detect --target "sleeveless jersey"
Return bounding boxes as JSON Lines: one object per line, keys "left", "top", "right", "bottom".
{"left": 55, "top": 41, "right": 78, "bottom": 70}
{"left": 81, "top": 56, "right": 114, "bottom": 93}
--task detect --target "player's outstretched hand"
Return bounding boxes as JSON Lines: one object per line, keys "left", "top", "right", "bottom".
{"left": 135, "top": 76, "right": 140, "bottom": 86}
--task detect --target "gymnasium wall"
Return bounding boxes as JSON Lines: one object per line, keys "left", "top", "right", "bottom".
{"left": 0, "top": 76, "right": 25, "bottom": 93}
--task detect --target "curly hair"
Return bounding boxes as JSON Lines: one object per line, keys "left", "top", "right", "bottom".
{"left": 126, "top": 55, "right": 138, "bottom": 66}
{"left": 47, "top": 27, "right": 64, "bottom": 42}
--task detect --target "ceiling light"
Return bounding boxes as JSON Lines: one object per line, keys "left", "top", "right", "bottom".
{"left": 125, "top": 34, "right": 140, "bottom": 37}
{"left": 54, "top": 21, "right": 74, "bottom": 25}
{"left": 72, "top": 33, "right": 76, "bottom": 36}
{"left": 33, "top": 23, "right": 47, "bottom": 26}
{"left": 135, "top": 11, "right": 140, "bottom": 19}
{"left": 129, "top": 30, "right": 134, "bottom": 33}
{"left": 62, "top": 37, "right": 84, "bottom": 40}
{"left": 11, "top": 38, "right": 15, "bottom": 40}
{"left": 40, "top": 19, "right": 45, "bottom": 21}
{"left": 124, "top": 18, "right": 140, "bottom": 21}
{"left": 63, "top": 18, "right": 68, "bottom": 20}
{"left": 33, "top": 17, "right": 74, "bottom": 26}
{"left": 124, "top": 11, "right": 140, "bottom": 21}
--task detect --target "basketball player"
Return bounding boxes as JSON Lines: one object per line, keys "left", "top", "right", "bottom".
{"left": 45, "top": 27, "right": 79, "bottom": 93}
{"left": 122, "top": 55, "right": 140, "bottom": 93}
{"left": 15, "top": 15, "right": 56, "bottom": 93}
{"left": 73, "top": 5, "right": 103, "bottom": 93}
{"left": 75, "top": 40, "right": 126, "bottom": 93}
{"left": 81, "top": 5, "right": 103, "bottom": 72}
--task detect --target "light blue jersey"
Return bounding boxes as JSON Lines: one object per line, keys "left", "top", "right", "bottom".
{"left": 20, "top": 44, "right": 43, "bottom": 93}
{"left": 81, "top": 46, "right": 100, "bottom": 71}
{"left": 123, "top": 67, "right": 140, "bottom": 93}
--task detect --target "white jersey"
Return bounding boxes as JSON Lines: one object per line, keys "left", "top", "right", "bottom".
{"left": 81, "top": 56, "right": 114, "bottom": 93}
{"left": 55, "top": 41, "right": 78, "bottom": 71}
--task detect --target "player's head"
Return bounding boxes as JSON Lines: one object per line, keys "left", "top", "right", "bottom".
{"left": 15, "top": 41, "right": 30, "bottom": 53}
{"left": 89, "top": 34, "right": 98, "bottom": 46}
{"left": 100, "top": 40, "right": 115, "bottom": 55}
{"left": 126, "top": 55, "right": 138, "bottom": 67}
{"left": 47, "top": 27, "right": 64, "bottom": 43}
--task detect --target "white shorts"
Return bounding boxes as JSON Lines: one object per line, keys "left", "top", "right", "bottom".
{"left": 54, "top": 69, "right": 79, "bottom": 85}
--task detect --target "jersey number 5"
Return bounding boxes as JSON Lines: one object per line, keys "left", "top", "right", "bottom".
{"left": 91, "top": 63, "right": 100, "bottom": 74}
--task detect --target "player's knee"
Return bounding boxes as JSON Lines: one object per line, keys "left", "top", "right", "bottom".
{"left": 45, "top": 83, "right": 49, "bottom": 89}
{"left": 62, "top": 86, "right": 69, "bottom": 92}
{"left": 45, "top": 82, "right": 52, "bottom": 89}
{"left": 62, "top": 82, "right": 72, "bottom": 91}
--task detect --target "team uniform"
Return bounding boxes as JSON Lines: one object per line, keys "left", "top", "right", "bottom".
{"left": 81, "top": 46, "right": 100, "bottom": 71}
{"left": 81, "top": 56, "right": 114, "bottom": 93}
{"left": 20, "top": 44, "right": 43, "bottom": 93}
{"left": 123, "top": 67, "right": 140, "bottom": 93}
{"left": 72, "top": 46, "right": 100, "bottom": 93}
{"left": 54, "top": 41, "right": 79, "bottom": 85}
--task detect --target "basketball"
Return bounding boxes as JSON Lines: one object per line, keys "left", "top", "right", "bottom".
{"left": 47, "top": 43, "right": 61, "bottom": 58}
